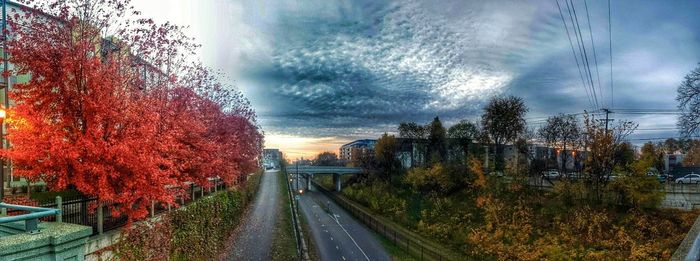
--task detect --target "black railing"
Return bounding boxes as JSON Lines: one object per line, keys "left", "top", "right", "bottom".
{"left": 5, "top": 176, "right": 243, "bottom": 236}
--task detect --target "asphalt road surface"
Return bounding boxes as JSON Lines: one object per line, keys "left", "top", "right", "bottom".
{"left": 225, "top": 169, "right": 280, "bottom": 260}
{"left": 295, "top": 174, "right": 390, "bottom": 261}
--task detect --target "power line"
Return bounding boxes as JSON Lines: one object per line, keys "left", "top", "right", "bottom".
{"left": 583, "top": 0, "right": 603, "bottom": 107}
{"left": 566, "top": 0, "right": 599, "bottom": 109}
{"left": 628, "top": 136, "right": 699, "bottom": 141}
{"left": 555, "top": 0, "right": 595, "bottom": 110}
{"left": 608, "top": 0, "right": 613, "bottom": 108}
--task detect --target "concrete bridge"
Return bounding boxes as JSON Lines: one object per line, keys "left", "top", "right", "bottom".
{"left": 290, "top": 165, "right": 362, "bottom": 191}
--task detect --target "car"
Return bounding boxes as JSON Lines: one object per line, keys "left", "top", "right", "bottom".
{"left": 657, "top": 174, "right": 667, "bottom": 183}
{"left": 489, "top": 171, "right": 504, "bottom": 177}
{"left": 543, "top": 170, "right": 560, "bottom": 179}
{"left": 675, "top": 174, "right": 700, "bottom": 184}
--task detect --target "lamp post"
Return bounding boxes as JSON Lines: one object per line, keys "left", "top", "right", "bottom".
{"left": 0, "top": 107, "right": 5, "bottom": 201}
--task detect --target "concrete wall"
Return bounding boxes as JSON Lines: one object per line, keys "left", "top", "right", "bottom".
{"left": 0, "top": 221, "right": 92, "bottom": 261}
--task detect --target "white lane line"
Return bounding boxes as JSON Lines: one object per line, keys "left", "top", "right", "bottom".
{"left": 330, "top": 236, "right": 333, "bottom": 241}
{"left": 331, "top": 214, "right": 370, "bottom": 261}
{"left": 342, "top": 256, "right": 346, "bottom": 260}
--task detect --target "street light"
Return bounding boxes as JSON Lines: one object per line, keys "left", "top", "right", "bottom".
{"left": 0, "top": 106, "right": 5, "bottom": 201}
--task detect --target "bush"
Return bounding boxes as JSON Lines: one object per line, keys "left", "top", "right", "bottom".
{"left": 113, "top": 171, "right": 261, "bottom": 261}
{"left": 404, "top": 163, "right": 457, "bottom": 195}
{"left": 343, "top": 181, "right": 407, "bottom": 218}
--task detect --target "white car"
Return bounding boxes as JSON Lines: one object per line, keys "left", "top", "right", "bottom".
{"left": 543, "top": 170, "right": 560, "bottom": 179}
{"left": 675, "top": 174, "right": 700, "bottom": 184}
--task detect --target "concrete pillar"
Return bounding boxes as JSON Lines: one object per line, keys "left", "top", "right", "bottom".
{"left": 55, "top": 196, "right": 62, "bottom": 223}
{"left": 97, "top": 204, "right": 104, "bottom": 235}
{"left": 334, "top": 173, "right": 342, "bottom": 192}
{"left": 306, "top": 174, "right": 311, "bottom": 191}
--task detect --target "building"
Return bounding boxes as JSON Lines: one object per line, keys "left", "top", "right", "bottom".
{"left": 0, "top": 1, "right": 168, "bottom": 196}
{"left": 339, "top": 139, "right": 377, "bottom": 161}
{"left": 263, "top": 149, "right": 282, "bottom": 168}
{"left": 665, "top": 153, "right": 685, "bottom": 174}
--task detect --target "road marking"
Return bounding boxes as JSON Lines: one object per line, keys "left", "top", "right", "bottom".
{"left": 330, "top": 214, "right": 370, "bottom": 261}
{"left": 330, "top": 236, "right": 333, "bottom": 241}
{"left": 342, "top": 256, "right": 346, "bottom": 260}
{"left": 336, "top": 245, "right": 339, "bottom": 250}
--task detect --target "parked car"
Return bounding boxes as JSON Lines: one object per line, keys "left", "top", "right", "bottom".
{"left": 489, "top": 171, "right": 504, "bottom": 177}
{"left": 654, "top": 174, "right": 671, "bottom": 183}
{"left": 675, "top": 173, "right": 700, "bottom": 184}
{"left": 543, "top": 170, "right": 560, "bottom": 179}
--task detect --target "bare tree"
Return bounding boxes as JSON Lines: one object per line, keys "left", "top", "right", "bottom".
{"left": 398, "top": 122, "right": 427, "bottom": 139}
{"left": 677, "top": 64, "right": 700, "bottom": 137}
{"left": 481, "top": 96, "right": 528, "bottom": 171}
{"left": 447, "top": 120, "right": 479, "bottom": 140}
{"left": 537, "top": 114, "right": 581, "bottom": 172}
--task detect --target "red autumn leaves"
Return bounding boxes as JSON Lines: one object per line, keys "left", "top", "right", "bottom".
{"left": 1, "top": 1, "right": 263, "bottom": 220}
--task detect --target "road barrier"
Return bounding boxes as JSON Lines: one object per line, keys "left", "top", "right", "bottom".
{"left": 310, "top": 179, "right": 456, "bottom": 261}
{"left": 284, "top": 169, "right": 311, "bottom": 261}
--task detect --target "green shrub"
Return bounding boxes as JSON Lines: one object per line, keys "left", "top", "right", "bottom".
{"left": 113, "top": 171, "right": 262, "bottom": 261}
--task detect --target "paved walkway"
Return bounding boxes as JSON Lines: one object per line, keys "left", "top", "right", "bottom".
{"left": 224, "top": 169, "right": 281, "bottom": 260}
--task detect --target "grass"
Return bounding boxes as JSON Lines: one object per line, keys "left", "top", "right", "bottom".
{"left": 270, "top": 170, "right": 298, "bottom": 260}
{"left": 371, "top": 230, "right": 417, "bottom": 261}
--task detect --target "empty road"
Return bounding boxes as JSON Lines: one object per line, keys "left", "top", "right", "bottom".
{"left": 294, "top": 174, "right": 390, "bottom": 261}
{"left": 224, "top": 169, "right": 281, "bottom": 260}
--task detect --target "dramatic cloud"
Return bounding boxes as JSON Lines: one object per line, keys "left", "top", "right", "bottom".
{"left": 134, "top": 0, "right": 700, "bottom": 157}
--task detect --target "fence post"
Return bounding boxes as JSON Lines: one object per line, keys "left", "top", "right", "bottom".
{"left": 150, "top": 200, "right": 155, "bottom": 218}
{"left": 191, "top": 184, "right": 195, "bottom": 200}
{"left": 81, "top": 196, "right": 88, "bottom": 226}
{"left": 56, "top": 196, "right": 62, "bottom": 223}
{"left": 97, "top": 203, "right": 104, "bottom": 235}
{"left": 201, "top": 186, "right": 204, "bottom": 198}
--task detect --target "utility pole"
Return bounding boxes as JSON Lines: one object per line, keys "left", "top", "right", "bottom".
{"left": 599, "top": 108, "right": 614, "bottom": 133}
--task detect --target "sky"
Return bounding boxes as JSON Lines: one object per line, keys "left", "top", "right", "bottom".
{"left": 132, "top": 0, "right": 700, "bottom": 160}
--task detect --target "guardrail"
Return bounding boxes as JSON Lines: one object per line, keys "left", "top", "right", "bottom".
{"left": 310, "top": 179, "right": 454, "bottom": 261}
{"left": 686, "top": 233, "right": 700, "bottom": 261}
{"left": 0, "top": 202, "right": 60, "bottom": 233}
{"left": 285, "top": 170, "right": 311, "bottom": 260}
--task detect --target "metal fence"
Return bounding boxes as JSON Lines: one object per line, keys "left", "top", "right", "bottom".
{"left": 6, "top": 176, "right": 238, "bottom": 236}
{"left": 310, "top": 179, "right": 454, "bottom": 261}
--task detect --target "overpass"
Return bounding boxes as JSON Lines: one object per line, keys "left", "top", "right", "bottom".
{"left": 289, "top": 165, "right": 362, "bottom": 191}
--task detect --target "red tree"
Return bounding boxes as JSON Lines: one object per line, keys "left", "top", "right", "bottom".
{"left": 2, "top": 0, "right": 262, "bottom": 220}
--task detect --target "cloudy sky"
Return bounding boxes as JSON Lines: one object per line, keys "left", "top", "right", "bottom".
{"left": 133, "top": 0, "right": 700, "bottom": 159}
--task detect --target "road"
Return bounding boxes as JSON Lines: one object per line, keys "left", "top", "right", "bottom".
{"left": 224, "top": 169, "right": 281, "bottom": 260}
{"left": 294, "top": 174, "right": 390, "bottom": 261}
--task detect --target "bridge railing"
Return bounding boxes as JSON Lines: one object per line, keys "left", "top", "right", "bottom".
{"left": 0, "top": 202, "right": 60, "bottom": 233}
{"left": 310, "top": 179, "right": 455, "bottom": 261}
